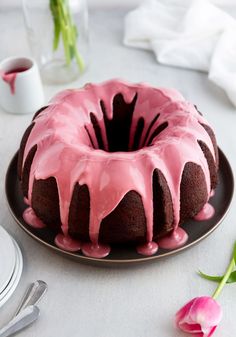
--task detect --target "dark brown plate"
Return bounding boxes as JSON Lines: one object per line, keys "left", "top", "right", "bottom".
{"left": 5, "top": 149, "right": 234, "bottom": 267}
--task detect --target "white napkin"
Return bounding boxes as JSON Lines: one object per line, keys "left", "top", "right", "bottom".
{"left": 124, "top": 0, "right": 236, "bottom": 107}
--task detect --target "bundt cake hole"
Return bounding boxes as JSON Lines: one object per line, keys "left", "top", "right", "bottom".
{"left": 100, "top": 93, "right": 138, "bottom": 152}
{"left": 146, "top": 122, "right": 168, "bottom": 146}
{"left": 89, "top": 112, "right": 105, "bottom": 150}
{"left": 132, "top": 117, "right": 145, "bottom": 151}
{"left": 84, "top": 125, "right": 96, "bottom": 149}
{"left": 141, "top": 113, "right": 160, "bottom": 147}
{"left": 85, "top": 93, "right": 168, "bottom": 152}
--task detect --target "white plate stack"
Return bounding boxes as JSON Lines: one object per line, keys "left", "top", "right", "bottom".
{"left": 0, "top": 226, "right": 23, "bottom": 308}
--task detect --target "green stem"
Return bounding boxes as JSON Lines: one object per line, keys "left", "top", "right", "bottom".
{"left": 61, "top": 23, "right": 71, "bottom": 65}
{"left": 75, "top": 48, "right": 85, "bottom": 71}
{"left": 212, "top": 253, "right": 235, "bottom": 299}
{"left": 50, "top": 0, "right": 85, "bottom": 72}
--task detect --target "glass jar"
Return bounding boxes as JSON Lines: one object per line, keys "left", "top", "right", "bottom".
{"left": 22, "top": 0, "right": 89, "bottom": 84}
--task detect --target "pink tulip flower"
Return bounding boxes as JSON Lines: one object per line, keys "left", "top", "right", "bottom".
{"left": 175, "top": 296, "right": 222, "bottom": 337}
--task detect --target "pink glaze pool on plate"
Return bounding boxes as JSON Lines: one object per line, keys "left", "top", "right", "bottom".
{"left": 54, "top": 233, "right": 81, "bottom": 252}
{"left": 157, "top": 227, "right": 189, "bottom": 250}
{"left": 194, "top": 203, "right": 215, "bottom": 221}
{"left": 81, "top": 242, "right": 111, "bottom": 258}
{"left": 137, "top": 241, "right": 158, "bottom": 256}
{"left": 23, "top": 207, "right": 46, "bottom": 229}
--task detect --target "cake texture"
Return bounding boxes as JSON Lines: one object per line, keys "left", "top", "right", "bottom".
{"left": 18, "top": 79, "right": 219, "bottom": 258}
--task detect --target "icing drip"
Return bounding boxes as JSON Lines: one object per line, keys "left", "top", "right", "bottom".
{"left": 210, "top": 190, "right": 215, "bottom": 197}
{"left": 157, "top": 228, "right": 188, "bottom": 249}
{"left": 194, "top": 203, "right": 215, "bottom": 221}
{"left": 23, "top": 197, "right": 30, "bottom": 205}
{"left": 81, "top": 242, "right": 111, "bottom": 258}
{"left": 23, "top": 207, "right": 46, "bottom": 229}
{"left": 137, "top": 241, "right": 158, "bottom": 256}
{"left": 21, "top": 80, "right": 217, "bottom": 257}
{"left": 2, "top": 72, "right": 17, "bottom": 94}
{"left": 55, "top": 233, "right": 81, "bottom": 252}
{"left": 1, "top": 67, "right": 28, "bottom": 94}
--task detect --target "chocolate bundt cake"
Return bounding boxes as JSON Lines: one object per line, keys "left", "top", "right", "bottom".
{"left": 18, "top": 80, "right": 218, "bottom": 258}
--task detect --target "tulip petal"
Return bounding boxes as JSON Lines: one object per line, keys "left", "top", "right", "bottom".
{"left": 175, "top": 298, "right": 196, "bottom": 326}
{"left": 179, "top": 322, "right": 202, "bottom": 333}
{"left": 189, "top": 297, "right": 222, "bottom": 329}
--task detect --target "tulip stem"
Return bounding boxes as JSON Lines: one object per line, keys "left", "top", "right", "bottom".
{"left": 212, "top": 243, "right": 236, "bottom": 299}
{"left": 50, "top": 0, "right": 85, "bottom": 72}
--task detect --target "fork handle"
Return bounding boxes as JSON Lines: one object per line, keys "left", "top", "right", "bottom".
{"left": 0, "top": 306, "right": 39, "bottom": 337}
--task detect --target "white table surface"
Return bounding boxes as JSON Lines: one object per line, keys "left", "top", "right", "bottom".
{"left": 0, "top": 7, "right": 236, "bottom": 337}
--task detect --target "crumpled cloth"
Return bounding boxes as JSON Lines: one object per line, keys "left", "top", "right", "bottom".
{"left": 124, "top": 0, "right": 236, "bottom": 107}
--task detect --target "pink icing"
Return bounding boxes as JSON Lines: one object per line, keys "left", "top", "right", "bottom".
{"left": 20, "top": 79, "right": 217, "bottom": 258}
{"left": 137, "top": 241, "right": 158, "bottom": 256}
{"left": 194, "top": 203, "right": 215, "bottom": 221}
{"left": 210, "top": 190, "right": 215, "bottom": 197}
{"left": 81, "top": 242, "right": 111, "bottom": 258}
{"left": 24, "top": 197, "right": 30, "bottom": 205}
{"left": 55, "top": 233, "right": 81, "bottom": 252}
{"left": 157, "top": 227, "right": 188, "bottom": 249}
{"left": 23, "top": 207, "right": 46, "bottom": 229}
